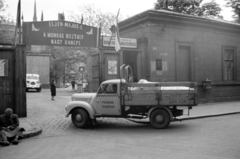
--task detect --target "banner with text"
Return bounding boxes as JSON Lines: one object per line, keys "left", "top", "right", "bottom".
{"left": 23, "top": 21, "right": 99, "bottom": 47}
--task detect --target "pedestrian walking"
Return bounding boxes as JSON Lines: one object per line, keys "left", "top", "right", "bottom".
{"left": 50, "top": 79, "right": 56, "bottom": 101}
{"left": 71, "top": 80, "right": 76, "bottom": 90}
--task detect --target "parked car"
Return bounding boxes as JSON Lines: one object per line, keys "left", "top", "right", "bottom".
{"left": 26, "top": 74, "right": 42, "bottom": 92}
{"left": 65, "top": 82, "right": 71, "bottom": 88}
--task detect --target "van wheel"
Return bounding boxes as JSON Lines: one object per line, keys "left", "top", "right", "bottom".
{"left": 71, "top": 108, "right": 89, "bottom": 128}
{"left": 150, "top": 109, "right": 170, "bottom": 129}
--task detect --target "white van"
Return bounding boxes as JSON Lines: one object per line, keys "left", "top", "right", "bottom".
{"left": 26, "top": 74, "right": 42, "bottom": 92}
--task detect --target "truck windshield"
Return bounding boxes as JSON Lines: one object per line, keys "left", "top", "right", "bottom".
{"left": 97, "top": 84, "right": 117, "bottom": 94}
{"left": 97, "top": 84, "right": 107, "bottom": 94}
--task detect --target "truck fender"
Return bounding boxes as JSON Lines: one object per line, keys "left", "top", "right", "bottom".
{"left": 147, "top": 107, "right": 174, "bottom": 121}
{"left": 65, "top": 101, "right": 96, "bottom": 119}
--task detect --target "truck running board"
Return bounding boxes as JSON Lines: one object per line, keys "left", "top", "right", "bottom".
{"left": 126, "top": 115, "right": 146, "bottom": 119}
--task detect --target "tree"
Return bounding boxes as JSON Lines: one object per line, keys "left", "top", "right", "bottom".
{"left": 0, "top": 24, "right": 15, "bottom": 43}
{"left": 154, "top": 0, "right": 222, "bottom": 18}
{"left": 225, "top": 0, "right": 240, "bottom": 22}
{"left": 0, "top": 0, "right": 7, "bottom": 23}
{"left": 68, "top": 4, "right": 122, "bottom": 36}
{"left": 41, "top": 46, "right": 98, "bottom": 82}
{"left": 154, "top": 0, "right": 203, "bottom": 14}
{"left": 0, "top": 0, "right": 15, "bottom": 43}
{"left": 197, "top": 1, "right": 222, "bottom": 18}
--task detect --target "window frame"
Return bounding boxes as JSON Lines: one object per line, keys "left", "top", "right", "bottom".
{"left": 222, "top": 46, "right": 237, "bottom": 81}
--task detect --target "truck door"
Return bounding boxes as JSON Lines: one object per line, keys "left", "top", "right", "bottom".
{"left": 94, "top": 83, "right": 121, "bottom": 116}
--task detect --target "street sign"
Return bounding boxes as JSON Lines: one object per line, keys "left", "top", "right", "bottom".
{"left": 103, "top": 36, "right": 137, "bottom": 48}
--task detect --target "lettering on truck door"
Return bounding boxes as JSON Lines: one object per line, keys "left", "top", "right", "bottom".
{"left": 95, "top": 84, "right": 121, "bottom": 115}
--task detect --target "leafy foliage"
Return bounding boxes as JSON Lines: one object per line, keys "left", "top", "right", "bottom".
{"left": 0, "top": 24, "right": 14, "bottom": 43}
{"left": 198, "top": 1, "right": 222, "bottom": 18}
{"left": 0, "top": 0, "right": 15, "bottom": 43}
{"left": 154, "top": 0, "right": 222, "bottom": 18}
{"left": 41, "top": 46, "right": 98, "bottom": 81}
{"left": 0, "top": 0, "right": 7, "bottom": 23}
{"left": 225, "top": 0, "right": 240, "bottom": 22}
{"left": 68, "top": 4, "right": 121, "bottom": 35}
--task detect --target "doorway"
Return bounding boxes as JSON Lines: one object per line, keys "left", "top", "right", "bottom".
{"left": 122, "top": 51, "right": 138, "bottom": 82}
{"left": 176, "top": 45, "right": 192, "bottom": 81}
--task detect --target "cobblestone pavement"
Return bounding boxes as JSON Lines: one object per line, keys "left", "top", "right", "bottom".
{"left": 26, "top": 88, "right": 137, "bottom": 138}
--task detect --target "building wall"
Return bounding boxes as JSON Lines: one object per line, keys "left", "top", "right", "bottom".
{"left": 26, "top": 54, "right": 50, "bottom": 88}
{"left": 148, "top": 23, "right": 240, "bottom": 82}
{"left": 119, "top": 11, "right": 240, "bottom": 103}
{"left": 148, "top": 23, "right": 240, "bottom": 102}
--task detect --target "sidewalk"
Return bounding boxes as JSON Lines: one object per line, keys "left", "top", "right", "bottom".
{"left": 19, "top": 95, "right": 240, "bottom": 138}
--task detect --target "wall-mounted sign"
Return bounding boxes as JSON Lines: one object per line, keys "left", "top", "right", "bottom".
{"left": 103, "top": 36, "right": 137, "bottom": 48}
{"left": 0, "top": 59, "right": 8, "bottom": 76}
{"left": 108, "top": 61, "right": 117, "bottom": 75}
{"left": 23, "top": 21, "right": 99, "bottom": 47}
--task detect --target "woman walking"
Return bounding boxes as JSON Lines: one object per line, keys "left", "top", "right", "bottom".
{"left": 50, "top": 79, "right": 56, "bottom": 101}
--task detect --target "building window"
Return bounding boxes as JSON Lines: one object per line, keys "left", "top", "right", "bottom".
{"left": 223, "top": 48, "right": 235, "bottom": 81}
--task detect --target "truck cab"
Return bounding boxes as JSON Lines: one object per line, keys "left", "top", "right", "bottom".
{"left": 65, "top": 78, "right": 198, "bottom": 129}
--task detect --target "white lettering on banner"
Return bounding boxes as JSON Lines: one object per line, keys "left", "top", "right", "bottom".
{"left": 64, "top": 22, "right": 83, "bottom": 30}
{"left": 49, "top": 21, "right": 64, "bottom": 27}
{"left": 48, "top": 22, "right": 83, "bottom": 30}
{"left": 65, "top": 34, "right": 84, "bottom": 40}
{"left": 51, "top": 39, "right": 63, "bottom": 45}
{"left": 47, "top": 33, "right": 64, "bottom": 38}
{"left": 64, "top": 40, "right": 81, "bottom": 46}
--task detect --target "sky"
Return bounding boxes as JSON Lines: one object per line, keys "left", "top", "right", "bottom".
{"left": 3, "top": 0, "right": 234, "bottom": 22}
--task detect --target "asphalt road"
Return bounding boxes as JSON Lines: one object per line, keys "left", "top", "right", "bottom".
{"left": 0, "top": 88, "right": 240, "bottom": 159}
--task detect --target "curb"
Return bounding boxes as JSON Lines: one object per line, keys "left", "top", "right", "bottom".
{"left": 126, "top": 111, "right": 240, "bottom": 124}
{"left": 22, "top": 127, "right": 42, "bottom": 139}
{"left": 179, "top": 111, "right": 240, "bottom": 121}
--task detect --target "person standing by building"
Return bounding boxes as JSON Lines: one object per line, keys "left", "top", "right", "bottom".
{"left": 71, "top": 80, "right": 76, "bottom": 90}
{"left": 50, "top": 79, "right": 56, "bottom": 101}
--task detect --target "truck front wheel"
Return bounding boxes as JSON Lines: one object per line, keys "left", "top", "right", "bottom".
{"left": 150, "top": 109, "right": 170, "bottom": 129}
{"left": 71, "top": 108, "right": 89, "bottom": 128}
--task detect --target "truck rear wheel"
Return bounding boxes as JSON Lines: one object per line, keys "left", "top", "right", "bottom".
{"left": 150, "top": 109, "right": 170, "bottom": 129}
{"left": 71, "top": 108, "right": 89, "bottom": 128}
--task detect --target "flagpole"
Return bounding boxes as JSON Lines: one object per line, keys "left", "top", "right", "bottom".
{"left": 13, "top": 0, "right": 21, "bottom": 46}
{"left": 98, "top": 22, "right": 102, "bottom": 85}
{"left": 114, "top": 8, "right": 122, "bottom": 110}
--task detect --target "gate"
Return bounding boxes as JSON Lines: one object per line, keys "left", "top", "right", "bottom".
{"left": 0, "top": 44, "right": 26, "bottom": 117}
{"left": 91, "top": 53, "right": 100, "bottom": 92}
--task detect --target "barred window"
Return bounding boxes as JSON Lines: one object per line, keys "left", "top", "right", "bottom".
{"left": 223, "top": 48, "right": 234, "bottom": 81}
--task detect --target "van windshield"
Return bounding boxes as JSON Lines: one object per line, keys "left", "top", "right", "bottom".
{"left": 27, "top": 76, "right": 38, "bottom": 80}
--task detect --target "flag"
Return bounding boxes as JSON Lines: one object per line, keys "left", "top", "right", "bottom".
{"left": 81, "top": 15, "right": 83, "bottom": 24}
{"left": 41, "top": 11, "right": 44, "bottom": 21}
{"left": 21, "top": 12, "right": 24, "bottom": 21}
{"left": 13, "top": 0, "right": 21, "bottom": 46}
{"left": 115, "top": 9, "right": 121, "bottom": 53}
